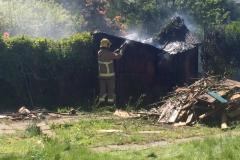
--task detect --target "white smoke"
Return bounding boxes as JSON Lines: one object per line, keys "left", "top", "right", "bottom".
{"left": 0, "top": 0, "right": 82, "bottom": 39}
{"left": 124, "top": 32, "right": 153, "bottom": 44}
{"left": 172, "top": 12, "right": 204, "bottom": 40}
{"left": 173, "top": 13, "right": 197, "bottom": 32}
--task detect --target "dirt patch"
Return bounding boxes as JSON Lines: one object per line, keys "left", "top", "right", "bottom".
{"left": 0, "top": 114, "right": 80, "bottom": 136}
{"left": 91, "top": 141, "right": 169, "bottom": 152}
{"left": 0, "top": 112, "right": 118, "bottom": 136}
{"left": 91, "top": 131, "right": 240, "bottom": 152}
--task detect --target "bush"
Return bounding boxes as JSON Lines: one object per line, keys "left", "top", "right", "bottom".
{"left": 25, "top": 123, "right": 42, "bottom": 137}
{"left": 202, "top": 21, "right": 240, "bottom": 75}
{"left": 225, "top": 20, "right": 240, "bottom": 63}
{"left": 0, "top": 32, "right": 98, "bottom": 111}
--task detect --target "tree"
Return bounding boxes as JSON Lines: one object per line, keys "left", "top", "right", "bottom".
{"left": 0, "top": 0, "right": 82, "bottom": 39}
{"left": 107, "top": 0, "right": 175, "bottom": 35}
{"left": 171, "top": 0, "right": 240, "bottom": 75}
{"left": 175, "top": 0, "right": 231, "bottom": 27}
{"left": 55, "top": 0, "right": 122, "bottom": 34}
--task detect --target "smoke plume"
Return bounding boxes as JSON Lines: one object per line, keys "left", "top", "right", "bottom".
{"left": 0, "top": 0, "right": 80, "bottom": 39}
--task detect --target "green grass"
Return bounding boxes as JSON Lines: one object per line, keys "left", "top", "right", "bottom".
{"left": 51, "top": 118, "right": 223, "bottom": 146}
{"left": 1, "top": 135, "right": 240, "bottom": 160}
{"left": 108, "top": 136, "right": 240, "bottom": 160}
{"left": 57, "top": 107, "right": 77, "bottom": 114}
{"left": 0, "top": 137, "right": 117, "bottom": 160}
{"left": 1, "top": 113, "right": 240, "bottom": 159}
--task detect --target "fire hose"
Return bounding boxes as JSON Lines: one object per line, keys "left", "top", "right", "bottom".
{"left": 114, "top": 40, "right": 129, "bottom": 54}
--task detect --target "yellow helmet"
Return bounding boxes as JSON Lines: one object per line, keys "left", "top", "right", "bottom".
{"left": 100, "top": 38, "right": 112, "bottom": 48}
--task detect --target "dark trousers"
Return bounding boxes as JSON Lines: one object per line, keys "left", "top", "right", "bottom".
{"left": 99, "top": 76, "right": 115, "bottom": 103}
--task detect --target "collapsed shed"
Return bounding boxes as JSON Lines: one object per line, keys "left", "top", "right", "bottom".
{"left": 154, "top": 16, "right": 200, "bottom": 87}
{"left": 93, "top": 16, "right": 200, "bottom": 105}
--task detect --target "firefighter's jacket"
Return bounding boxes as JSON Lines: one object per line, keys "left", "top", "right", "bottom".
{"left": 98, "top": 48, "right": 122, "bottom": 78}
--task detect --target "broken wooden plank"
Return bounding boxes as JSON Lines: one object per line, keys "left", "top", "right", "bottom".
{"left": 222, "top": 79, "right": 240, "bottom": 89}
{"left": 0, "top": 115, "right": 7, "bottom": 119}
{"left": 173, "top": 122, "right": 187, "bottom": 127}
{"left": 230, "top": 93, "right": 240, "bottom": 101}
{"left": 158, "top": 101, "right": 178, "bottom": 123}
{"left": 168, "top": 109, "right": 181, "bottom": 123}
{"left": 158, "top": 103, "right": 172, "bottom": 120}
{"left": 175, "top": 88, "right": 191, "bottom": 93}
{"left": 198, "top": 90, "right": 230, "bottom": 104}
{"left": 186, "top": 113, "right": 194, "bottom": 124}
{"left": 198, "top": 108, "right": 221, "bottom": 120}
{"left": 207, "top": 91, "right": 228, "bottom": 104}
{"left": 198, "top": 94, "right": 216, "bottom": 103}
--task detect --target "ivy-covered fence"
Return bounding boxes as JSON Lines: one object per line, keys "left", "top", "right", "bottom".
{"left": 0, "top": 33, "right": 98, "bottom": 111}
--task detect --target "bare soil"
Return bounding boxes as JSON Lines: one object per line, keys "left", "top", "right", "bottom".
{"left": 0, "top": 113, "right": 80, "bottom": 136}
{"left": 1, "top": 112, "right": 240, "bottom": 153}
{"left": 0, "top": 112, "right": 116, "bottom": 136}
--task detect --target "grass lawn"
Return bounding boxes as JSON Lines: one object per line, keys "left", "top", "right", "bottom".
{"left": 0, "top": 113, "right": 240, "bottom": 160}
{"left": 51, "top": 118, "right": 225, "bottom": 146}
{"left": 108, "top": 136, "right": 240, "bottom": 160}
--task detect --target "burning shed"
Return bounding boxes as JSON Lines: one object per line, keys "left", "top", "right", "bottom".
{"left": 154, "top": 16, "right": 200, "bottom": 88}
{"left": 93, "top": 32, "right": 161, "bottom": 104}
{"left": 93, "top": 16, "right": 200, "bottom": 105}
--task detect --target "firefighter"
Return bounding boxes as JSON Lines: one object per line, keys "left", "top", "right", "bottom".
{"left": 98, "top": 38, "right": 123, "bottom": 104}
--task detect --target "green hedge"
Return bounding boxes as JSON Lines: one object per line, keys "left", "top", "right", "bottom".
{"left": 0, "top": 33, "right": 98, "bottom": 111}
{"left": 202, "top": 21, "right": 240, "bottom": 75}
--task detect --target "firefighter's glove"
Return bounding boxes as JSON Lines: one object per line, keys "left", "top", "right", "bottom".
{"left": 115, "top": 48, "right": 120, "bottom": 53}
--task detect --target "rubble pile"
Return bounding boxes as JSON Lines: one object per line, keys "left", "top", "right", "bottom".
{"left": 0, "top": 107, "right": 77, "bottom": 121}
{"left": 153, "top": 16, "right": 199, "bottom": 54}
{"left": 4, "top": 106, "right": 50, "bottom": 121}
{"left": 154, "top": 16, "right": 189, "bottom": 44}
{"left": 140, "top": 77, "right": 240, "bottom": 129}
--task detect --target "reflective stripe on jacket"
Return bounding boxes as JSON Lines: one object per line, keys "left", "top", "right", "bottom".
{"left": 98, "top": 48, "right": 122, "bottom": 78}
{"left": 98, "top": 60, "right": 115, "bottom": 77}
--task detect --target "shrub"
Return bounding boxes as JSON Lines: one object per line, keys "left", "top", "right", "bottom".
{"left": 25, "top": 123, "right": 42, "bottom": 137}
{"left": 202, "top": 21, "right": 240, "bottom": 75}
{"left": 225, "top": 20, "right": 240, "bottom": 63}
{"left": 0, "top": 32, "right": 97, "bottom": 111}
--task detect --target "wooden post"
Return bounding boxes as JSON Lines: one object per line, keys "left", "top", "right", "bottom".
{"left": 221, "top": 112, "right": 228, "bottom": 130}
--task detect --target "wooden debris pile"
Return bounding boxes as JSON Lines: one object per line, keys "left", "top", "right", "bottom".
{"left": 141, "top": 77, "right": 240, "bottom": 129}
{"left": 4, "top": 106, "right": 49, "bottom": 121}
{"left": 0, "top": 107, "right": 78, "bottom": 121}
